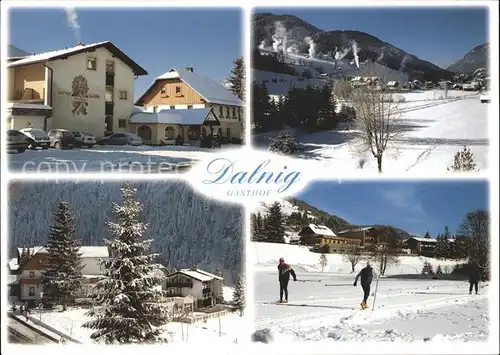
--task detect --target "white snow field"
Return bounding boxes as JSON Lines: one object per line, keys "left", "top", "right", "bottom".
{"left": 33, "top": 286, "right": 243, "bottom": 345}
{"left": 251, "top": 242, "right": 490, "bottom": 344}
{"left": 254, "top": 90, "right": 489, "bottom": 175}
{"left": 7, "top": 144, "right": 242, "bottom": 173}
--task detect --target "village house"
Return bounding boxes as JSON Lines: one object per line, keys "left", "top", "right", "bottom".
{"left": 6, "top": 41, "right": 148, "bottom": 138}
{"left": 298, "top": 224, "right": 361, "bottom": 252}
{"left": 132, "top": 67, "right": 244, "bottom": 145}
{"left": 337, "top": 227, "right": 380, "bottom": 248}
{"left": 13, "top": 246, "right": 110, "bottom": 301}
{"left": 165, "top": 268, "right": 224, "bottom": 310}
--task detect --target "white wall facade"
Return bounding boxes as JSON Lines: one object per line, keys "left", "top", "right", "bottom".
{"left": 47, "top": 47, "right": 136, "bottom": 138}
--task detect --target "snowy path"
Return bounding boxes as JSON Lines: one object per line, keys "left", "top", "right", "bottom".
{"left": 254, "top": 271, "right": 489, "bottom": 342}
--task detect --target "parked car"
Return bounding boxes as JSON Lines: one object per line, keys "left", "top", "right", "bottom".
{"left": 19, "top": 128, "right": 51, "bottom": 149}
{"left": 480, "top": 92, "right": 490, "bottom": 103}
{"left": 72, "top": 131, "right": 96, "bottom": 148}
{"left": 48, "top": 129, "right": 76, "bottom": 149}
{"left": 6, "top": 129, "right": 30, "bottom": 153}
{"left": 97, "top": 132, "right": 143, "bottom": 146}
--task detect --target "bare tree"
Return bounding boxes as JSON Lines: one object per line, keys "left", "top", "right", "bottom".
{"left": 368, "top": 226, "right": 402, "bottom": 276}
{"left": 343, "top": 243, "right": 362, "bottom": 273}
{"left": 333, "top": 79, "right": 353, "bottom": 102}
{"left": 458, "top": 209, "right": 490, "bottom": 280}
{"left": 350, "top": 63, "right": 404, "bottom": 173}
{"left": 318, "top": 253, "right": 328, "bottom": 272}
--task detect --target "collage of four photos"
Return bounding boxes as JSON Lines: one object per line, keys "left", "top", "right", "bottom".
{"left": 1, "top": 2, "right": 497, "bottom": 353}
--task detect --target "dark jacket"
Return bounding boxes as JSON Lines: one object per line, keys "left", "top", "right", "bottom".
{"left": 278, "top": 263, "right": 297, "bottom": 283}
{"left": 355, "top": 266, "right": 376, "bottom": 285}
{"left": 469, "top": 263, "right": 481, "bottom": 283}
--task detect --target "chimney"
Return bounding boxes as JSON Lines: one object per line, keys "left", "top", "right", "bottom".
{"left": 185, "top": 67, "right": 193, "bottom": 73}
{"left": 76, "top": 41, "right": 84, "bottom": 46}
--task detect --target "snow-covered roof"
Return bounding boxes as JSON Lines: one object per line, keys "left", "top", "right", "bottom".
{"left": 17, "top": 246, "right": 109, "bottom": 258}
{"left": 406, "top": 237, "right": 438, "bottom": 243}
{"left": 7, "top": 41, "right": 147, "bottom": 76}
{"left": 136, "top": 68, "right": 243, "bottom": 107}
{"left": 338, "top": 226, "right": 373, "bottom": 234}
{"left": 386, "top": 81, "right": 397, "bottom": 86}
{"left": 8, "top": 44, "right": 31, "bottom": 58}
{"left": 7, "top": 275, "right": 19, "bottom": 285}
{"left": 302, "top": 224, "right": 336, "bottom": 237}
{"left": 130, "top": 108, "right": 219, "bottom": 125}
{"left": 168, "top": 268, "right": 223, "bottom": 282}
{"left": 79, "top": 246, "right": 109, "bottom": 258}
{"left": 8, "top": 258, "right": 19, "bottom": 271}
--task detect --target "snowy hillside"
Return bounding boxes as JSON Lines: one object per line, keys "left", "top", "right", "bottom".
{"left": 253, "top": 69, "right": 328, "bottom": 95}
{"left": 251, "top": 242, "right": 461, "bottom": 275}
{"left": 9, "top": 181, "right": 244, "bottom": 283}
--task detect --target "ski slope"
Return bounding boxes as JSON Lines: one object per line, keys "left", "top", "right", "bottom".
{"left": 251, "top": 242, "right": 489, "bottom": 343}
{"left": 254, "top": 91, "right": 489, "bottom": 175}
{"left": 253, "top": 270, "right": 489, "bottom": 343}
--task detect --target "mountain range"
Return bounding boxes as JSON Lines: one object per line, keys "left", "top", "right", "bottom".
{"left": 253, "top": 13, "right": 488, "bottom": 81}
{"left": 446, "top": 42, "right": 489, "bottom": 74}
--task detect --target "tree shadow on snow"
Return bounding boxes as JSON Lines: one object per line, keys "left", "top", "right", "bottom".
{"left": 261, "top": 302, "right": 354, "bottom": 310}
{"left": 393, "top": 137, "right": 489, "bottom": 147}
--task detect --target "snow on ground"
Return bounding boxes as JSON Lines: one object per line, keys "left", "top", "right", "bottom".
{"left": 7, "top": 144, "right": 242, "bottom": 173}
{"left": 252, "top": 242, "right": 489, "bottom": 343}
{"left": 36, "top": 306, "right": 243, "bottom": 345}
{"left": 254, "top": 91, "right": 489, "bottom": 175}
{"left": 224, "top": 286, "right": 235, "bottom": 302}
{"left": 252, "top": 242, "right": 461, "bottom": 275}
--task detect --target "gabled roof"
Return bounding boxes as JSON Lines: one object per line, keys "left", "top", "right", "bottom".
{"left": 300, "top": 224, "right": 336, "bottom": 237}
{"left": 135, "top": 68, "right": 244, "bottom": 107}
{"left": 7, "top": 41, "right": 147, "bottom": 76}
{"left": 17, "top": 245, "right": 109, "bottom": 258}
{"left": 130, "top": 107, "right": 220, "bottom": 126}
{"left": 405, "top": 237, "right": 438, "bottom": 243}
{"left": 166, "top": 268, "right": 223, "bottom": 282}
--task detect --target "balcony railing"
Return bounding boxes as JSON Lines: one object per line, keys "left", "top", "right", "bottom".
{"left": 12, "top": 88, "right": 45, "bottom": 104}
{"left": 167, "top": 282, "right": 193, "bottom": 288}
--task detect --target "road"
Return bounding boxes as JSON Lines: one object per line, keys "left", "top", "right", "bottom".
{"left": 7, "top": 316, "right": 59, "bottom": 344}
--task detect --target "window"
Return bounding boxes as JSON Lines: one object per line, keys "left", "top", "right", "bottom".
{"left": 105, "top": 86, "right": 114, "bottom": 102}
{"left": 226, "top": 128, "right": 230, "bottom": 138}
{"left": 187, "top": 105, "right": 193, "bottom": 109}
{"left": 87, "top": 57, "right": 97, "bottom": 71}
{"left": 232, "top": 107, "right": 236, "bottom": 118}
{"left": 106, "top": 73, "right": 114, "bottom": 86}
{"left": 225, "top": 107, "right": 230, "bottom": 118}
{"left": 105, "top": 102, "right": 114, "bottom": 116}
{"left": 175, "top": 86, "right": 181, "bottom": 94}
{"left": 29, "top": 287, "right": 36, "bottom": 296}
{"left": 153, "top": 106, "right": 158, "bottom": 113}
{"left": 29, "top": 271, "right": 35, "bottom": 278}
{"left": 160, "top": 88, "right": 168, "bottom": 97}
{"left": 118, "top": 119, "right": 128, "bottom": 128}
{"left": 105, "top": 116, "right": 113, "bottom": 132}
{"left": 165, "top": 126, "right": 175, "bottom": 140}
{"left": 218, "top": 106, "right": 223, "bottom": 117}
{"left": 106, "top": 60, "right": 115, "bottom": 73}
{"left": 119, "top": 90, "right": 128, "bottom": 100}
{"left": 170, "top": 106, "right": 175, "bottom": 110}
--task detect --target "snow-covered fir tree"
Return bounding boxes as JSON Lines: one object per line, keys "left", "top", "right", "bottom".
{"left": 265, "top": 202, "right": 286, "bottom": 243}
{"left": 232, "top": 273, "right": 246, "bottom": 316}
{"left": 41, "top": 200, "right": 83, "bottom": 310}
{"left": 82, "top": 184, "right": 170, "bottom": 344}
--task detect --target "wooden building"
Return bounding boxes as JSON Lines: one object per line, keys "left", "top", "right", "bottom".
{"left": 337, "top": 227, "right": 379, "bottom": 248}
{"left": 134, "top": 67, "right": 244, "bottom": 144}
{"left": 298, "top": 224, "right": 361, "bottom": 251}
{"left": 404, "top": 237, "right": 438, "bottom": 255}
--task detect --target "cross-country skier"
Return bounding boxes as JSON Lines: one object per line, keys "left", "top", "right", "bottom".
{"left": 278, "top": 257, "right": 297, "bottom": 303}
{"left": 468, "top": 261, "right": 481, "bottom": 295}
{"left": 353, "top": 261, "right": 378, "bottom": 309}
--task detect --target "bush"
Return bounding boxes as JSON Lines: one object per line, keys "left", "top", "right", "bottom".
{"left": 436, "top": 265, "right": 443, "bottom": 274}
{"left": 338, "top": 105, "right": 356, "bottom": 123}
{"left": 269, "top": 133, "right": 298, "bottom": 155}
{"left": 230, "top": 137, "right": 243, "bottom": 145}
{"left": 448, "top": 146, "right": 477, "bottom": 172}
{"left": 421, "top": 261, "right": 434, "bottom": 275}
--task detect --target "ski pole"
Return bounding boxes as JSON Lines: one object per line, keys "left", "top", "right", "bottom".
{"left": 324, "top": 283, "right": 354, "bottom": 287}
{"left": 297, "top": 279, "right": 322, "bottom": 283}
{"left": 372, "top": 276, "right": 380, "bottom": 311}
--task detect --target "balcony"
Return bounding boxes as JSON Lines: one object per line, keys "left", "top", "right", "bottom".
{"left": 13, "top": 88, "right": 45, "bottom": 105}
{"left": 167, "top": 281, "right": 193, "bottom": 288}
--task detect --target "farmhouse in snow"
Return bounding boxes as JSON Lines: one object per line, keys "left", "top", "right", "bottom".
{"left": 165, "top": 268, "right": 224, "bottom": 310}
{"left": 404, "top": 237, "right": 439, "bottom": 254}
{"left": 298, "top": 224, "right": 361, "bottom": 251}
{"left": 133, "top": 67, "right": 244, "bottom": 145}
{"left": 6, "top": 41, "right": 147, "bottom": 138}
{"left": 9, "top": 246, "right": 110, "bottom": 301}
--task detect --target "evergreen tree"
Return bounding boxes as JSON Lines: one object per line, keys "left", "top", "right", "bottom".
{"left": 264, "top": 202, "right": 286, "bottom": 243}
{"left": 214, "top": 268, "right": 224, "bottom": 303}
{"left": 82, "top": 184, "right": 170, "bottom": 344}
{"left": 232, "top": 273, "right": 246, "bottom": 317}
{"left": 41, "top": 200, "right": 83, "bottom": 310}
{"left": 436, "top": 265, "right": 443, "bottom": 274}
{"left": 424, "top": 231, "right": 431, "bottom": 239}
{"left": 228, "top": 57, "right": 245, "bottom": 100}
{"left": 448, "top": 146, "right": 478, "bottom": 172}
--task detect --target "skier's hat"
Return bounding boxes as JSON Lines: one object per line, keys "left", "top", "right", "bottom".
{"left": 279, "top": 257, "right": 284, "bottom": 262}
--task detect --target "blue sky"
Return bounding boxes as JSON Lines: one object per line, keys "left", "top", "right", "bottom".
{"left": 296, "top": 180, "right": 489, "bottom": 236}
{"left": 8, "top": 8, "right": 242, "bottom": 100}
{"left": 255, "top": 7, "right": 488, "bottom": 68}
